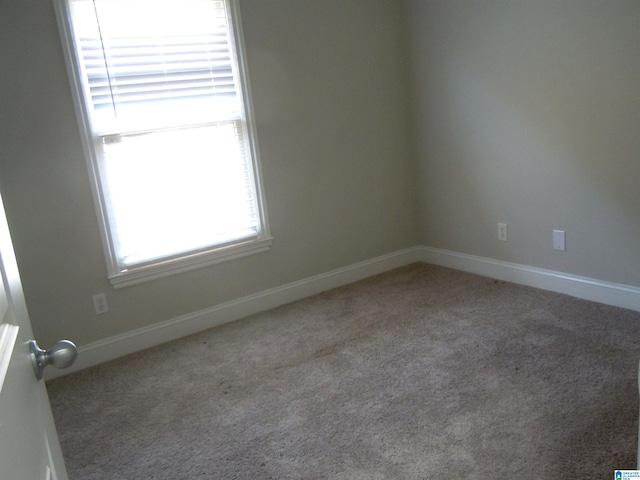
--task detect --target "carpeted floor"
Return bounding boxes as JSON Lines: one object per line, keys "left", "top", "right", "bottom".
{"left": 47, "top": 263, "right": 640, "bottom": 479}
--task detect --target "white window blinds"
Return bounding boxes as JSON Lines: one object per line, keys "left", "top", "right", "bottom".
{"left": 70, "top": 0, "right": 240, "bottom": 134}
{"left": 63, "top": 0, "right": 268, "bottom": 275}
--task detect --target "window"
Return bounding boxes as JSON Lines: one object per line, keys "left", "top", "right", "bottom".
{"left": 55, "top": 0, "right": 271, "bottom": 288}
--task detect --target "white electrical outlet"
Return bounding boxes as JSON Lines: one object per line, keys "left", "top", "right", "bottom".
{"left": 497, "top": 223, "right": 508, "bottom": 241}
{"left": 93, "top": 293, "right": 109, "bottom": 315}
{"left": 553, "top": 230, "right": 566, "bottom": 251}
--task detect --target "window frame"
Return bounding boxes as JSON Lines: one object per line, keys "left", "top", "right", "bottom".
{"left": 54, "top": 0, "right": 272, "bottom": 289}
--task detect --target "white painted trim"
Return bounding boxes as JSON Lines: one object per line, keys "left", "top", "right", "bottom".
{"left": 0, "top": 324, "right": 19, "bottom": 393}
{"left": 46, "top": 247, "right": 422, "bottom": 379}
{"left": 47, "top": 245, "right": 640, "bottom": 380}
{"left": 417, "top": 246, "right": 640, "bottom": 313}
{"left": 109, "top": 237, "right": 274, "bottom": 289}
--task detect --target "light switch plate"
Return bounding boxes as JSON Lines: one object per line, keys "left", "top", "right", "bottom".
{"left": 553, "top": 230, "right": 566, "bottom": 251}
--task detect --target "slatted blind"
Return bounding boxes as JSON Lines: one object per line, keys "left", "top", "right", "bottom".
{"left": 70, "top": 0, "right": 240, "bottom": 134}
{"left": 67, "top": 0, "right": 261, "bottom": 269}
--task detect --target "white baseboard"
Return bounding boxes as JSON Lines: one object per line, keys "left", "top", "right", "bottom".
{"left": 46, "top": 247, "right": 422, "bottom": 380}
{"left": 418, "top": 246, "right": 640, "bottom": 313}
{"left": 47, "top": 245, "right": 640, "bottom": 380}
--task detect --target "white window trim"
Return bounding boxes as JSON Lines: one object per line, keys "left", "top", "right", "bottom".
{"left": 53, "top": 0, "right": 272, "bottom": 289}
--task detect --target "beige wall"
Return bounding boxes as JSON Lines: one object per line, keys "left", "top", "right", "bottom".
{"left": 0, "top": 0, "right": 638, "bottom": 350}
{"left": 0, "top": 0, "right": 418, "bottom": 347}
{"left": 405, "top": 0, "right": 640, "bottom": 286}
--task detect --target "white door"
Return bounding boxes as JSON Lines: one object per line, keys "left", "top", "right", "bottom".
{"left": 0, "top": 191, "right": 70, "bottom": 480}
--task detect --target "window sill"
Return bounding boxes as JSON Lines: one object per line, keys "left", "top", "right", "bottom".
{"left": 108, "top": 236, "right": 273, "bottom": 289}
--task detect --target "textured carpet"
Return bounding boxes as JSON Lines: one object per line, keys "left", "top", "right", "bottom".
{"left": 47, "top": 263, "right": 640, "bottom": 479}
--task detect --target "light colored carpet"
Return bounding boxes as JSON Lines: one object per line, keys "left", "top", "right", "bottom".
{"left": 47, "top": 263, "right": 640, "bottom": 479}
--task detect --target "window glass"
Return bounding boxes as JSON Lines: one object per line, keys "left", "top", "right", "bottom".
{"left": 57, "top": 0, "right": 271, "bottom": 286}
